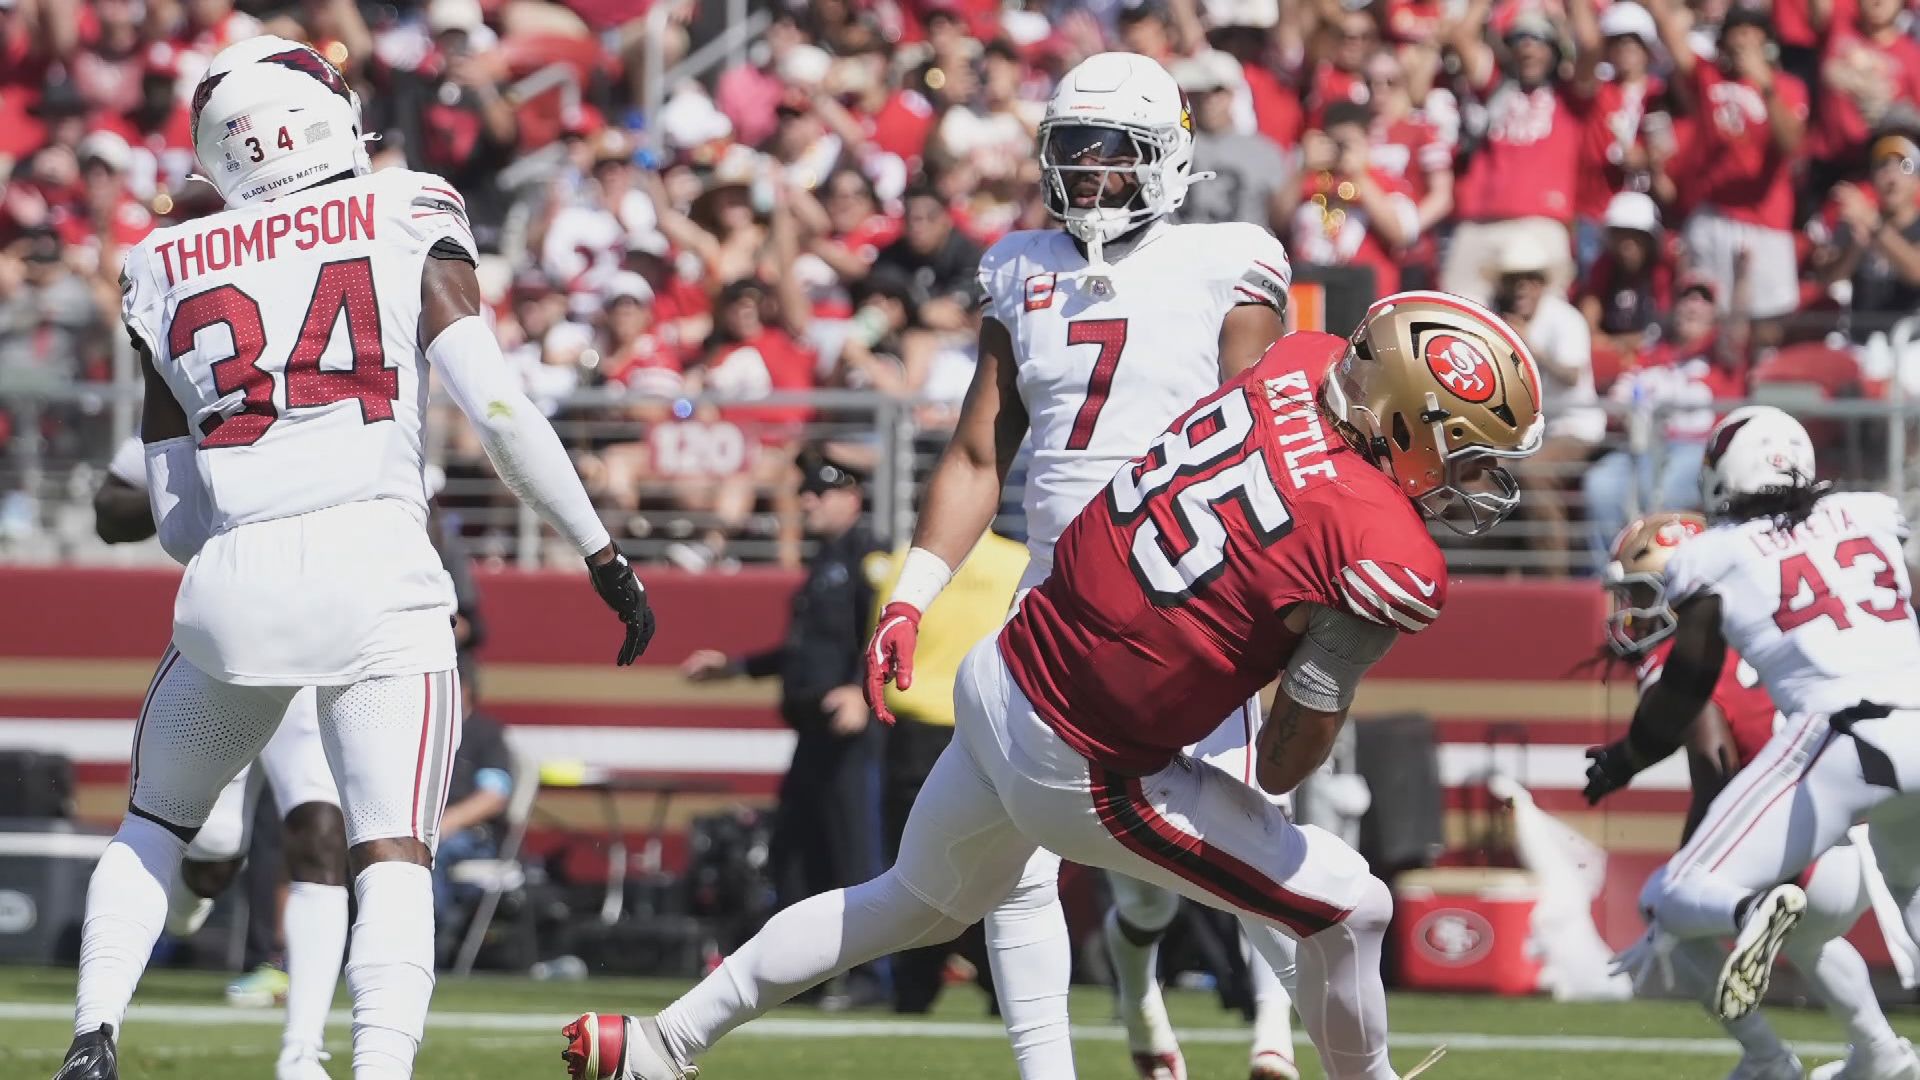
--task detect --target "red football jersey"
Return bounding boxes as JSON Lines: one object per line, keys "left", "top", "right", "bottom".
{"left": 1575, "top": 77, "right": 1666, "bottom": 221}
{"left": 1457, "top": 81, "right": 1589, "bottom": 224}
{"left": 1676, "top": 64, "right": 1808, "bottom": 230}
{"left": 1636, "top": 643, "right": 1780, "bottom": 767}
{"left": 1000, "top": 333, "right": 1448, "bottom": 775}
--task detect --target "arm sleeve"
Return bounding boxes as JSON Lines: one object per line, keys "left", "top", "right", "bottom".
{"left": 1282, "top": 602, "right": 1400, "bottom": 710}
{"left": 428, "top": 315, "right": 611, "bottom": 558}
{"left": 144, "top": 436, "right": 212, "bottom": 565}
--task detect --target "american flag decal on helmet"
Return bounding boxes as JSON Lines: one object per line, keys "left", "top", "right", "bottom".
{"left": 226, "top": 115, "right": 253, "bottom": 136}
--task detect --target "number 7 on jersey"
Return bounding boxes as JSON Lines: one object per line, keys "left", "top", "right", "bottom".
{"left": 1064, "top": 318, "right": 1129, "bottom": 451}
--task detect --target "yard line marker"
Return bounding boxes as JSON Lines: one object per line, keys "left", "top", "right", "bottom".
{"left": 0, "top": 1002, "right": 1858, "bottom": 1059}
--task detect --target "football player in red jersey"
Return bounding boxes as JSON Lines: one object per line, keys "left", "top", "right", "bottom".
{"left": 1602, "top": 513, "right": 1915, "bottom": 1080}
{"left": 559, "top": 292, "right": 1542, "bottom": 1080}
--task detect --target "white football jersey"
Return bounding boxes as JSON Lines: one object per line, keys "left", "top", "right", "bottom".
{"left": 978, "top": 220, "right": 1291, "bottom": 571}
{"left": 1666, "top": 491, "right": 1920, "bottom": 716}
{"left": 120, "top": 168, "right": 473, "bottom": 685}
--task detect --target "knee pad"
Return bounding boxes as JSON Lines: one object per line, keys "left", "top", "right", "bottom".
{"left": 1343, "top": 874, "right": 1392, "bottom": 937}
{"left": 1108, "top": 873, "right": 1181, "bottom": 934}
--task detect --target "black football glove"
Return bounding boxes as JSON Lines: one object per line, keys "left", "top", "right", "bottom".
{"left": 1583, "top": 740, "right": 1642, "bottom": 805}
{"left": 588, "top": 549, "right": 656, "bottom": 665}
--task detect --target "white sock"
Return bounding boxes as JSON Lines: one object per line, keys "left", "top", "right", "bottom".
{"left": 657, "top": 871, "right": 963, "bottom": 1066}
{"left": 1667, "top": 937, "right": 1787, "bottom": 1058}
{"left": 345, "top": 863, "right": 435, "bottom": 1080}
{"left": 1244, "top": 920, "right": 1297, "bottom": 1061}
{"left": 75, "top": 816, "right": 186, "bottom": 1036}
{"left": 987, "top": 852, "right": 1074, "bottom": 1080}
{"left": 1106, "top": 908, "right": 1174, "bottom": 1054}
{"left": 1785, "top": 934, "right": 1896, "bottom": 1050}
{"left": 283, "top": 882, "right": 348, "bottom": 1057}
{"left": 1293, "top": 875, "right": 1394, "bottom": 1080}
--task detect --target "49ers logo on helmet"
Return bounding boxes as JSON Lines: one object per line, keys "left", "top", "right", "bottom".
{"left": 1424, "top": 333, "right": 1496, "bottom": 404}
{"left": 1654, "top": 518, "right": 1702, "bottom": 547}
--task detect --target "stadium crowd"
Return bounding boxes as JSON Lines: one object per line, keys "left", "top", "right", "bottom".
{"left": 0, "top": 0, "right": 1913, "bottom": 575}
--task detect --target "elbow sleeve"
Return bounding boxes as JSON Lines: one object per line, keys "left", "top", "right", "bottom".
{"left": 429, "top": 316, "right": 610, "bottom": 558}
{"left": 144, "top": 436, "right": 211, "bottom": 565}
{"left": 1282, "top": 603, "right": 1399, "bottom": 711}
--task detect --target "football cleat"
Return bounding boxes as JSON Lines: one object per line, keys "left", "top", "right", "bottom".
{"left": 274, "top": 1046, "right": 333, "bottom": 1080}
{"left": 1716, "top": 884, "right": 1807, "bottom": 1021}
{"left": 51, "top": 1024, "right": 117, "bottom": 1080}
{"left": 1249, "top": 1048, "right": 1300, "bottom": 1080}
{"left": 226, "top": 962, "right": 290, "bottom": 1008}
{"left": 561, "top": 1013, "right": 696, "bottom": 1080}
{"left": 1809, "top": 1037, "right": 1920, "bottom": 1080}
{"left": 1727, "top": 1050, "right": 1805, "bottom": 1080}
{"left": 1131, "top": 1051, "right": 1186, "bottom": 1080}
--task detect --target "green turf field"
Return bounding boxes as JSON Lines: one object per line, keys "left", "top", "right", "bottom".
{"left": 0, "top": 966, "right": 1912, "bottom": 1078}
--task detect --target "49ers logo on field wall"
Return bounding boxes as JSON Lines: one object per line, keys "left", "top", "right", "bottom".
{"left": 1413, "top": 908, "right": 1494, "bottom": 966}
{"left": 1424, "top": 333, "right": 1496, "bottom": 404}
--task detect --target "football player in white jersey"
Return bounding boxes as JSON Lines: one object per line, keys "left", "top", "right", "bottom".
{"left": 54, "top": 37, "right": 655, "bottom": 1080}
{"left": 862, "top": 52, "right": 1300, "bottom": 1080}
{"left": 1586, "top": 406, "right": 1920, "bottom": 1080}
{"left": 94, "top": 439, "right": 348, "bottom": 1080}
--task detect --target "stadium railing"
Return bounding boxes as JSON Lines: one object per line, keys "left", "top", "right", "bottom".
{"left": 5, "top": 317, "right": 1919, "bottom": 574}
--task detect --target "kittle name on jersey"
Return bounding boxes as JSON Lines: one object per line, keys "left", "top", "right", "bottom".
{"left": 152, "top": 191, "right": 376, "bottom": 286}
{"left": 1262, "top": 369, "right": 1339, "bottom": 488}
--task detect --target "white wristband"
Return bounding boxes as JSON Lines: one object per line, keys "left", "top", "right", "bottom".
{"left": 888, "top": 547, "right": 954, "bottom": 612}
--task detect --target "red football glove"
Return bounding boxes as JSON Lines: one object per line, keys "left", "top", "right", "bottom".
{"left": 864, "top": 601, "right": 922, "bottom": 726}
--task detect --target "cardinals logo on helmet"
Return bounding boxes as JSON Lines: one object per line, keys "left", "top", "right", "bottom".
{"left": 1423, "top": 332, "right": 1496, "bottom": 404}
{"left": 189, "top": 71, "right": 228, "bottom": 134}
{"left": 264, "top": 46, "right": 353, "bottom": 107}
{"left": 1704, "top": 416, "right": 1753, "bottom": 467}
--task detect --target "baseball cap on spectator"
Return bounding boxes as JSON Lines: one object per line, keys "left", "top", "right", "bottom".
{"left": 1119, "top": 1, "right": 1172, "bottom": 27}
{"left": 511, "top": 267, "right": 556, "bottom": 301}
{"left": 778, "top": 44, "right": 833, "bottom": 90}
{"left": 661, "top": 88, "right": 734, "bottom": 160}
{"left": 31, "top": 80, "right": 90, "bottom": 119}
{"left": 1598, "top": 2, "right": 1660, "bottom": 51}
{"left": 143, "top": 42, "right": 184, "bottom": 81}
{"left": 1872, "top": 133, "right": 1920, "bottom": 173}
{"left": 428, "top": 0, "right": 484, "bottom": 36}
{"left": 797, "top": 447, "right": 865, "bottom": 496}
{"left": 606, "top": 271, "right": 655, "bottom": 307}
{"left": 1204, "top": 0, "right": 1282, "bottom": 28}
{"left": 1493, "top": 232, "right": 1556, "bottom": 280}
{"left": 1604, "top": 191, "right": 1663, "bottom": 238}
{"left": 79, "top": 131, "right": 132, "bottom": 173}
{"left": 1505, "top": 10, "right": 1560, "bottom": 46}
{"left": 1173, "top": 51, "right": 1246, "bottom": 94}
{"left": 1719, "top": 4, "right": 1774, "bottom": 39}
{"left": 18, "top": 227, "right": 61, "bottom": 263}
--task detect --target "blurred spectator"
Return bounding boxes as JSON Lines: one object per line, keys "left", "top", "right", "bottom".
{"left": 1810, "top": 0, "right": 1920, "bottom": 174}
{"left": 872, "top": 182, "right": 981, "bottom": 332}
{"left": 1569, "top": 0, "right": 1669, "bottom": 272}
{"left": 1173, "top": 50, "right": 1289, "bottom": 231}
{"left": 53, "top": 133, "right": 153, "bottom": 280}
{"left": 372, "top": 0, "right": 518, "bottom": 250}
{"left": 1493, "top": 236, "right": 1600, "bottom": 578}
{"left": 1118, "top": 2, "right": 1181, "bottom": 67}
{"left": 1577, "top": 192, "right": 1676, "bottom": 385}
{"left": 1582, "top": 273, "right": 1747, "bottom": 566}
{"left": 1309, "top": 7, "right": 1382, "bottom": 122}
{"left": 1206, "top": 2, "right": 1304, "bottom": 148}
{"left": 71, "top": 0, "right": 148, "bottom": 116}
{"left": 0, "top": 227, "right": 110, "bottom": 393}
{"left": 1364, "top": 51, "right": 1453, "bottom": 289}
{"left": 717, "top": 14, "right": 807, "bottom": 149}
{"left": 1819, "top": 133, "right": 1920, "bottom": 331}
{"left": 501, "top": 269, "right": 584, "bottom": 417}
{"left": 932, "top": 39, "right": 1043, "bottom": 187}
{"left": 1442, "top": 5, "right": 1581, "bottom": 302}
{"left": 1290, "top": 102, "right": 1418, "bottom": 295}
{"left": 95, "top": 45, "right": 198, "bottom": 204}
{"left": 1652, "top": 0, "right": 1808, "bottom": 325}
{"left": 833, "top": 269, "right": 923, "bottom": 395}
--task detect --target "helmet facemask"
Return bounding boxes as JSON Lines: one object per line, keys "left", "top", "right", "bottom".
{"left": 1602, "top": 568, "right": 1676, "bottom": 656}
{"left": 1039, "top": 120, "right": 1184, "bottom": 262}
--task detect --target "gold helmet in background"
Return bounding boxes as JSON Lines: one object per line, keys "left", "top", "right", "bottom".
{"left": 1323, "top": 291, "right": 1544, "bottom": 535}
{"left": 1603, "top": 511, "right": 1708, "bottom": 656}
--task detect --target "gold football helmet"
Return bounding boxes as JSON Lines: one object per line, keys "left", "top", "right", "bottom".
{"left": 1323, "top": 291, "right": 1544, "bottom": 534}
{"left": 1602, "top": 511, "right": 1707, "bottom": 656}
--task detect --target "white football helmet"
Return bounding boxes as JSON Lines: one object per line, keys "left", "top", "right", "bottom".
{"left": 189, "top": 36, "right": 371, "bottom": 207}
{"left": 1699, "top": 405, "right": 1817, "bottom": 519}
{"left": 1037, "top": 51, "right": 1197, "bottom": 260}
